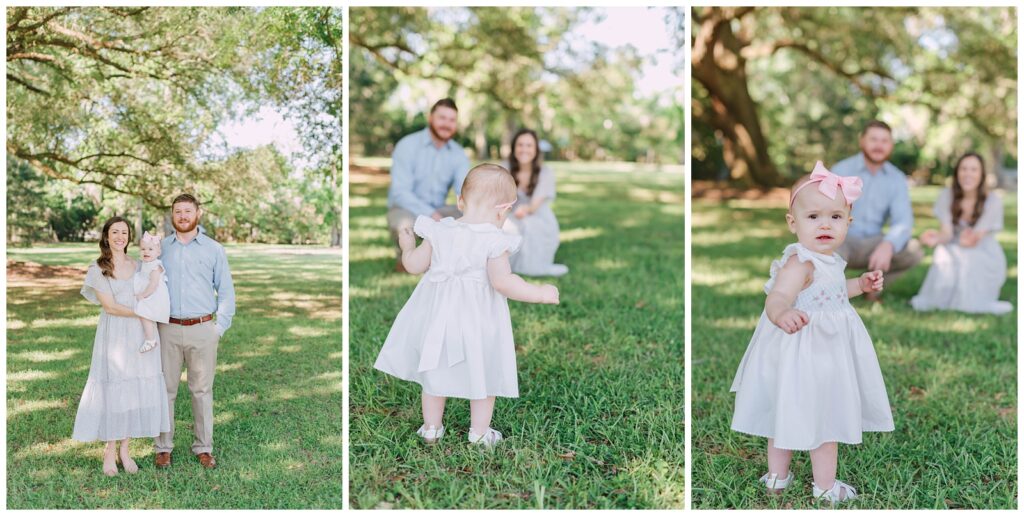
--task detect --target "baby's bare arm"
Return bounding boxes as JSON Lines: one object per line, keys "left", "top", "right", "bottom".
{"left": 765, "top": 256, "right": 812, "bottom": 326}
{"left": 399, "top": 228, "right": 432, "bottom": 274}
{"left": 486, "top": 252, "right": 559, "bottom": 304}
{"left": 138, "top": 268, "right": 161, "bottom": 299}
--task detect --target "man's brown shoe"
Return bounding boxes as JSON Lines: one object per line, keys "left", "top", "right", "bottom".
{"left": 196, "top": 452, "right": 217, "bottom": 469}
{"left": 155, "top": 452, "right": 171, "bottom": 468}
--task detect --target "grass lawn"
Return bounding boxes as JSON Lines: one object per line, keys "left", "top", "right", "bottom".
{"left": 691, "top": 187, "right": 1018, "bottom": 509}
{"left": 6, "top": 244, "right": 342, "bottom": 509}
{"left": 348, "top": 160, "right": 685, "bottom": 509}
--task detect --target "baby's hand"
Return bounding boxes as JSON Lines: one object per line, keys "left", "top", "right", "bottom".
{"left": 859, "top": 270, "right": 884, "bottom": 293}
{"left": 397, "top": 227, "right": 416, "bottom": 252}
{"left": 774, "top": 308, "right": 809, "bottom": 334}
{"left": 920, "top": 229, "right": 939, "bottom": 247}
{"left": 539, "top": 284, "right": 559, "bottom": 304}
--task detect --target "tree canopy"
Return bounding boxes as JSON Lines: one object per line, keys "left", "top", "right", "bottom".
{"left": 692, "top": 6, "right": 1017, "bottom": 186}
{"left": 349, "top": 7, "right": 683, "bottom": 164}
{"left": 6, "top": 6, "right": 342, "bottom": 245}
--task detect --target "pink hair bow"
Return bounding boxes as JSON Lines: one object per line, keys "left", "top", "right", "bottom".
{"left": 494, "top": 201, "right": 516, "bottom": 211}
{"left": 789, "top": 161, "right": 863, "bottom": 207}
{"left": 141, "top": 231, "right": 161, "bottom": 246}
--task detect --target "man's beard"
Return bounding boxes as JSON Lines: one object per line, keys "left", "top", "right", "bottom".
{"left": 173, "top": 217, "right": 198, "bottom": 233}
{"left": 428, "top": 123, "right": 453, "bottom": 142}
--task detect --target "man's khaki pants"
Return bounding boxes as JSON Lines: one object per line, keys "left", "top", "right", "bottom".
{"left": 155, "top": 320, "right": 219, "bottom": 455}
{"left": 387, "top": 205, "right": 461, "bottom": 258}
{"left": 837, "top": 235, "right": 924, "bottom": 284}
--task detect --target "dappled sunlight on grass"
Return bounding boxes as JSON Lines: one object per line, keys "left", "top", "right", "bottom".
{"left": 9, "top": 370, "right": 61, "bottom": 383}
{"left": 559, "top": 227, "right": 604, "bottom": 243}
{"left": 710, "top": 316, "right": 760, "bottom": 330}
{"left": 592, "top": 258, "right": 628, "bottom": 271}
{"left": 9, "top": 399, "right": 67, "bottom": 417}
{"left": 288, "top": 326, "right": 329, "bottom": 338}
{"left": 14, "top": 438, "right": 93, "bottom": 459}
{"left": 216, "top": 362, "right": 244, "bottom": 373}
{"left": 9, "top": 349, "right": 81, "bottom": 363}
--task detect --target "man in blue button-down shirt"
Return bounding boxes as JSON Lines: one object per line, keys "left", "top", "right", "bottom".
{"left": 831, "top": 120, "right": 923, "bottom": 301}
{"left": 154, "top": 193, "right": 235, "bottom": 469}
{"left": 386, "top": 98, "right": 472, "bottom": 271}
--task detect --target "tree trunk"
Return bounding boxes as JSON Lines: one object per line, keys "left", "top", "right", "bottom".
{"left": 135, "top": 197, "right": 144, "bottom": 243}
{"left": 692, "top": 7, "right": 784, "bottom": 187}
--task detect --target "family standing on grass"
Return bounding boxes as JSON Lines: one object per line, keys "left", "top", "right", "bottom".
{"left": 73, "top": 194, "right": 235, "bottom": 475}
{"left": 730, "top": 119, "right": 1013, "bottom": 505}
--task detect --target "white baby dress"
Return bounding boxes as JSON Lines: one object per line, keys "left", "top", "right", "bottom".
{"left": 730, "top": 243, "right": 895, "bottom": 450}
{"left": 374, "top": 216, "right": 523, "bottom": 400}
{"left": 134, "top": 258, "right": 170, "bottom": 324}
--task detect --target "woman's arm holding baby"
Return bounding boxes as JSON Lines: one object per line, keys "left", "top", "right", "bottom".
{"left": 137, "top": 267, "right": 162, "bottom": 300}
{"left": 398, "top": 227, "right": 432, "bottom": 274}
{"left": 95, "top": 290, "right": 139, "bottom": 317}
{"left": 486, "top": 253, "right": 559, "bottom": 304}
{"left": 765, "top": 256, "right": 812, "bottom": 334}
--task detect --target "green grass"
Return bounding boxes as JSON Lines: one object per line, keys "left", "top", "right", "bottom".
{"left": 691, "top": 187, "right": 1017, "bottom": 509}
{"left": 348, "top": 162, "right": 685, "bottom": 509}
{"left": 7, "top": 244, "right": 342, "bottom": 509}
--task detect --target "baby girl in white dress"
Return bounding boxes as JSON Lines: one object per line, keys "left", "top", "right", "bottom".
{"left": 135, "top": 231, "right": 170, "bottom": 353}
{"left": 730, "top": 162, "right": 894, "bottom": 505}
{"left": 374, "top": 163, "right": 560, "bottom": 448}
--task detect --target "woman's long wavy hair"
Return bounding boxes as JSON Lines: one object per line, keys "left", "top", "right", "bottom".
{"left": 97, "top": 216, "right": 132, "bottom": 278}
{"left": 508, "top": 128, "right": 542, "bottom": 196}
{"left": 951, "top": 152, "right": 987, "bottom": 227}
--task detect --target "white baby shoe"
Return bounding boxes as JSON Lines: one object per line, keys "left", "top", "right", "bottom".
{"left": 416, "top": 425, "right": 445, "bottom": 444}
{"left": 813, "top": 479, "right": 858, "bottom": 505}
{"left": 467, "top": 428, "right": 503, "bottom": 448}
{"left": 139, "top": 339, "right": 158, "bottom": 353}
{"left": 759, "top": 471, "right": 794, "bottom": 494}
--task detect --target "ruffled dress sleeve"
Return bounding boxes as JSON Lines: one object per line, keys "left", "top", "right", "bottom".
{"left": 488, "top": 232, "right": 523, "bottom": 258}
{"left": 141, "top": 259, "right": 162, "bottom": 274}
{"left": 764, "top": 243, "right": 815, "bottom": 294}
{"left": 413, "top": 215, "right": 437, "bottom": 241}
{"left": 81, "top": 261, "right": 111, "bottom": 305}
{"left": 974, "top": 193, "right": 1004, "bottom": 233}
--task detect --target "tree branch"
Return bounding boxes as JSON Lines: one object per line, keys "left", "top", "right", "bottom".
{"left": 6, "top": 73, "right": 51, "bottom": 95}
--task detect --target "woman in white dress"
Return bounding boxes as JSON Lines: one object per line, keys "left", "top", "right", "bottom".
{"left": 72, "top": 217, "right": 171, "bottom": 476}
{"left": 912, "top": 152, "right": 1013, "bottom": 314}
{"left": 503, "top": 128, "right": 568, "bottom": 276}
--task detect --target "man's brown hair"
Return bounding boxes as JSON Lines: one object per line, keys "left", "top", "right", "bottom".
{"left": 861, "top": 120, "right": 892, "bottom": 136}
{"left": 171, "top": 193, "right": 200, "bottom": 208}
{"left": 430, "top": 98, "right": 458, "bottom": 114}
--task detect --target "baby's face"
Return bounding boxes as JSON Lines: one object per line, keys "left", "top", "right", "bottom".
{"left": 140, "top": 242, "right": 160, "bottom": 262}
{"left": 786, "top": 186, "right": 852, "bottom": 255}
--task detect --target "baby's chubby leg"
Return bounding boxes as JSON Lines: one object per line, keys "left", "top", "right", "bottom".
{"left": 141, "top": 319, "right": 156, "bottom": 342}
{"left": 767, "top": 438, "right": 794, "bottom": 479}
{"left": 469, "top": 396, "right": 496, "bottom": 436}
{"left": 809, "top": 441, "right": 839, "bottom": 490}
{"left": 421, "top": 391, "right": 446, "bottom": 429}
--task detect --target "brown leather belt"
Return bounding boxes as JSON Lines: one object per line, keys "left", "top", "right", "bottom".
{"left": 168, "top": 315, "right": 213, "bottom": 326}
